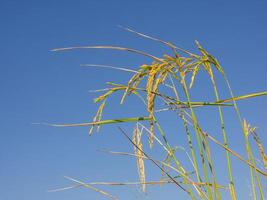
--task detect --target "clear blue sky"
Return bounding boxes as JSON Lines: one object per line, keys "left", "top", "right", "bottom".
{"left": 1, "top": 0, "right": 267, "bottom": 199}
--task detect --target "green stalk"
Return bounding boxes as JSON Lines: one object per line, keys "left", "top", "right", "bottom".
{"left": 121, "top": 79, "right": 197, "bottom": 199}
{"left": 154, "top": 118, "right": 207, "bottom": 199}
{"left": 44, "top": 117, "right": 150, "bottom": 127}
{"left": 200, "top": 133, "right": 221, "bottom": 200}
{"left": 216, "top": 91, "right": 267, "bottom": 103}
{"left": 180, "top": 65, "right": 221, "bottom": 198}
{"left": 153, "top": 119, "right": 195, "bottom": 199}
{"left": 181, "top": 113, "right": 202, "bottom": 181}
{"left": 181, "top": 78, "right": 213, "bottom": 199}
{"left": 170, "top": 58, "right": 213, "bottom": 198}
{"left": 246, "top": 136, "right": 257, "bottom": 200}
{"left": 246, "top": 136, "right": 265, "bottom": 199}
{"left": 222, "top": 74, "right": 264, "bottom": 199}
{"left": 210, "top": 73, "right": 236, "bottom": 199}
{"left": 168, "top": 76, "right": 202, "bottom": 185}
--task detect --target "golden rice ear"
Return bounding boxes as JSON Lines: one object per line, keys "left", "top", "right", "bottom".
{"left": 257, "top": 141, "right": 267, "bottom": 172}
{"left": 243, "top": 120, "right": 267, "bottom": 171}
{"left": 164, "top": 54, "right": 176, "bottom": 62}
{"left": 243, "top": 119, "right": 253, "bottom": 138}
{"left": 146, "top": 63, "right": 169, "bottom": 147}
{"left": 120, "top": 67, "right": 147, "bottom": 104}
{"left": 132, "top": 127, "right": 146, "bottom": 192}
{"left": 120, "top": 73, "right": 139, "bottom": 104}
{"left": 251, "top": 130, "right": 267, "bottom": 171}
{"left": 146, "top": 66, "right": 157, "bottom": 147}
{"left": 195, "top": 40, "right": 224, "bottom": 75}
{"left": 202, "top": 61, "right": 215, "bottom": 82}
{"left": 96, "top": 101, "right": 106, "bottom": 132}
{"left": 94, "top": 88, "right": 117, "bottom": 103}
{"left": 89, "top": 100, "right": 106, "bottom": 135}
{"left": 148, "top": 121, "right": 154, "bottom": 148}
{"left": 189, "top": 63, "right": 201, "bottom": 89}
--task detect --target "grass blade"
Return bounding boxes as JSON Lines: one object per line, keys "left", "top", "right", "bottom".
{"left": 216, "top": 92, "right": 267, "bottom": 103}
{"left": 64, "top": 176, "right": 118, "bottom": 200}
{"left": 51, "top": 45, "right": 162, "bottom": 62}
{"left": 39, "top": 117, "right": 150, "bottom": 127}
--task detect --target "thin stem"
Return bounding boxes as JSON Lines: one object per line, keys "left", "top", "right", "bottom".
{"left": 223, "top": 74, "right": 264, "bottom": 199}
{"left": 117, "top": 127, "right": 195, "bottom": 197}
{"left": 180, "top": 77, "right": 213, "bottom": 199}
{"left": 154, "top": 118, "right": 207, "bottom": 199}
{"left": 168, "top": 76, "right": 202, "bottom": 184}
{"left": 210, "top": 72, "right": 235, "bottom": 199}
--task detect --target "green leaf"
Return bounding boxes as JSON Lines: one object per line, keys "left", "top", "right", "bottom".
{"left": 44, "top": 117, "right": 150, "bottom": 127}
{"left": 216, "top": 91, "right": 267, "bottom": 103}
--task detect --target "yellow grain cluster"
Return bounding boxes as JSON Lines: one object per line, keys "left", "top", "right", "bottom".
{"left": 89, "top": 100, "right": 106, "bottom": 135}
{"left": 146, "top": 63, "right": 168, "bottom": 146}
{"left": 252, "top": 131, "right": 267, "bottom": 171}
{"left": 243, "top": 120, "right": 250, "bottom": 137}
{"left": 257, "top": 141, "right": 267, "bottom": 171}
{"left": 243, "top": 120, "right": 267, "bottom": 171}
{"left": 120, "top": 66, "right": 148, "bottom": 104}
{"left": 132, "top": 127, "right": 146, "bottom": 192}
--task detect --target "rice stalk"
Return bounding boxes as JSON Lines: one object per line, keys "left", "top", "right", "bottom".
{"left": 193, "top": 46, "right": 235, "bottom": 199}
{"left": 160, "top": 150, "right": 172, "bottom": 184}
{"left": 175, "top": 69, "right": 214, "bottom": 199}
{"left": 154, "top": 119, "right": 204, "bottom": 199}
{"left": 137, "top": 121, "right": 197, "bottom": 179}
{"left": 182, "top": 110, "right": 267, "bottom": 177}
{"left": 165, "top": 58, "right": 214, "bottom": 197}
{"left": 168, "top": 75, "right": 202, "bottom": 185}
{"left": 51, "top": 32, "right": 267, "bottom": 199}
{"left": 118, "top": 127, "right": 197, "bottom": 198}
{"left": 212, "top": 55, "right": 265, "bottom": 199}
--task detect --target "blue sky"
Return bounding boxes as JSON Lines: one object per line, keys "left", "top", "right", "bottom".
{"left": 1, "top": 0, "right": 267, "bottom": 199}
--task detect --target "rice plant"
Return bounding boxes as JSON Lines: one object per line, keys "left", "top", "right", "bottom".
{"left": 49, "top": 27, "right": 267, "bottom": 199}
